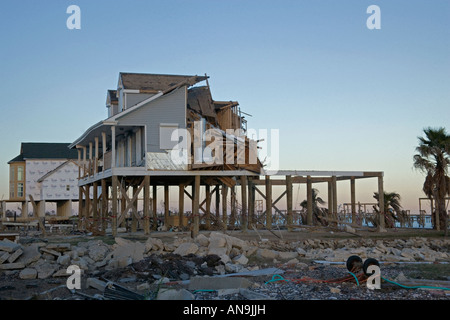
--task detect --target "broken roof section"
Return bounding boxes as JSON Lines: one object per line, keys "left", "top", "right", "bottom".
{"left": 187, "top": 86, "right": 216, "bottom": 119}
{"left": 119, "top": 72, "right": 209, "bottom": 93}
{"left": 187, "top": 86, "right": 240, "bottom": 130}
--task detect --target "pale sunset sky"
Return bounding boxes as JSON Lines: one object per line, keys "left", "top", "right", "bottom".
{"left": 0, "top": 1, "right": 449, "bottom": 214}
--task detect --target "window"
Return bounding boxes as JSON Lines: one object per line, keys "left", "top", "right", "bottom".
{"left": 159, "top": 124, "right": 179, "bottom": 150}
{"left": 17, "top": 166, "right": 24, "bottom": 181}
{"left": 66, "top": 185, "right": 70, "bottom": 191}
{"left": 10, "top": 167, "right": 14, "bottom": 181}
{"left": 17, "top": 183, "right": 24, "bottom": 198}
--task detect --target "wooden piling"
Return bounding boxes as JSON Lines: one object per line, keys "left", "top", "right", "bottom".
{"left": 152, "top": 185, "right": 157, "bottom": 231}
{"left": 378, "top": 174, "right": 385, "bottom": 231}
{"left": 143, "top": 176, "right": 150, "bottom": 235}
{"left": 222, "top": 185, "right": 228, "bottom": 228}
{"left": 306, "top": 176, "right": 313, "bottom": 225}
{"left": 164, "top": 184, "right": 169, "bottom": 227}
{"left": 350, "top": 177, "right": 356, "bottom": 225}
{"left": 265, "top": 175, "right": 272, "bottom": 229}
{"left": 111, "top": 176, "right": 118, "bottom": 236}
{"left": 205, "top": 184, "right": 211, "bottom": 230}
{"left": 192, "top": 175, "right": 200, "bottom": 238}
{"left": 241, "top": 176, "right": 247, "bottom": 231}
{"left": 332, "top": 176, "right": 337, "bottom": 226}
{"left": 179, "top": 184, "right": 185, "bottom": 228}
{"left": 248, "top": 178, "right": 254, "bottom": 228}
{"left": 286, "top": 175, "right": 293, "bottom": 231}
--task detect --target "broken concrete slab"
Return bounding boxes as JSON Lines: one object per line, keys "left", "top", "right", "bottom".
{"left": 35, "top": 262, "right": 58, "bottom": 279}
{"left": 111, "top": 238, "right": 145, "bottom": 263}
{"left": 0, "top": 262, "right": 25, "bottom": 270}
{"left": 56, "top": 254, "right": 71, "bottom": 266}
{"left": 208, "top": 236, "right": 227, "bottom": 249}
{"left": 73, "top": 257, "right": 90, "bottom": 271}
{"left": 278, "top": 251, "right": 298, "bottom": 260}
{"left": 16, "top": 243, "right": 42, "bottom": 266}
{"left": 256, "top": 248, "right": 279, "bottom": 260}
{"left": 145, "top": 238, "right": 165, "bottom": 253}
{"left": 0, "top": 252, "right": 11, "bottom": 264}
{"left": 87, "top": 278, "right": 107, "bottom": 291}
{"left": 174, "top": 242, "right": 199, "bottom": 256}
{"left": 46, "top": 243, "right": 71, "bottom": 252}
{"left": 40, "top": 248, "right": 61, "bottom": 257}
{"left": 0, "top": 240, "right": 21, "bottom": 253}
{"left": 7, "top": 248, "right": 23, "bottom": 263}
{"left": 107, "top": 256, "right": 132, "bottom": 270}
{"left": 195, "top": 234, "right": 210, "bottom": 247}
{"left": 225, "top": 263, "right": 246, "bottom": 273}
{"left": 207, "top": 247, "right": 228, "bottom": 257}
{"left": 19, "top": 268, "right": 37, "bottom": 280}
{"left": 88, "top": 244, "right": 109, "bottom": 262}
{"left": 53, "top": 268, "right": 71, "bottom": 277}
{"left": 239, "top": 288, "right": 271, "bottom": 300}
{"left": 156, "top": 288, "right": 195, "bottom": 300}
{"left": 217, "top": 288, "right": 239, "bottom": 296}
{"left": 188, "top": 276, "right": 254, "bottom": 291}
{"left": 232, "top": 254, "right": 249, "bottom": 265}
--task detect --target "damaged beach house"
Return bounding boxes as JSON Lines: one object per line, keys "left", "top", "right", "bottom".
{"left": 2, "top": 72, "right": 387, "bottom": 236}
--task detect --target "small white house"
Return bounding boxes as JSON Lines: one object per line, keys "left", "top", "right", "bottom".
{"left": 6, "top": 142, "right": 81, "bottom": 218}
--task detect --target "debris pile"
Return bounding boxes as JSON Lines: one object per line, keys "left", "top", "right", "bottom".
{"left": 0, "top": 233, "right": 449, "bottom": 300}
{"left": 1, "top": 234, "right": 449, "bottom": 281}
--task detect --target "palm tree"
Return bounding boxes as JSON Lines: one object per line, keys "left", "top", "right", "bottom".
{"left": 372, "top": 191, "right": 403, "bottom": 228}
{"left": 300, "top": 188, "right": 327, "bottom": 225}
{"left": 413, "top": 127, "right": 450, "bottom": 234}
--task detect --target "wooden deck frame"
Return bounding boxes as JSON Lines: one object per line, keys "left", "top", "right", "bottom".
{"left": 73, "top": 170, "right": 385, "bottom": 236}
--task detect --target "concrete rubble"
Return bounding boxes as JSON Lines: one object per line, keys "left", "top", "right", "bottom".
{"left": 0, "top": 234, "right": 449, "bottom": 300}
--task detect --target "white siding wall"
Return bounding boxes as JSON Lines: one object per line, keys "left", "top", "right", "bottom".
{"left": 41, "top": 162, "right": 80, "bottom": 200}
{"left": 125, "top": 93, "right": 154, "bottom": 109}
{"left": 117, "top": 87, "right": 187, "bottom": 153}
{"left": 26, "top": 160, "right": 79, "bottom": 201}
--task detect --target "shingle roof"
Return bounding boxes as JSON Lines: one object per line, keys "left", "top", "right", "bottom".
{"left": 8, "top": 143, "right": 78, "bottom": 163}
{"left": 119, "top": 72, "right": 208, "bottom": 92}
